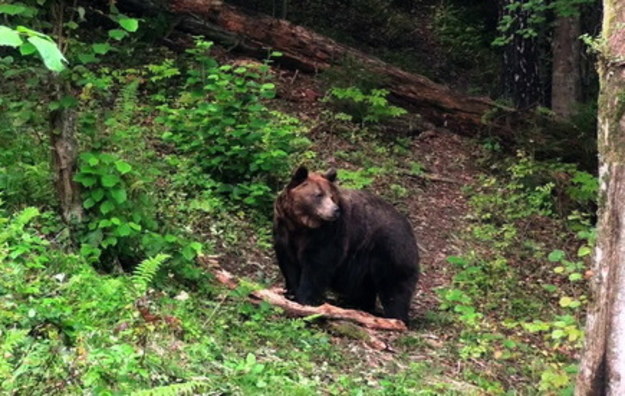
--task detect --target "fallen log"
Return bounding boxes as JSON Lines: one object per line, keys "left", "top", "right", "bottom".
{"left": 201, "top": 257, "right": 407, "bottom": 332}
{"left": 119, "top": 0, "right": 511, "bottom": 133}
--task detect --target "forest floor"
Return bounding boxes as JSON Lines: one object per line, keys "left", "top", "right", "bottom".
{"left": 216, "top": 60, "right": 477, "bottom": 316}
{"left": 1, "top": 6, "right": 587, "bottom": 393}
{"left": 194, "top": 43, "right": 587, "bottom": 393}
{"left": 206, "top": 61, "right": 514, "bottom": 393}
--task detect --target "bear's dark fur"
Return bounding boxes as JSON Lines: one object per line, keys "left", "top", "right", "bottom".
{"left": 273, "top": 166, "right": 420, "bottom": 323}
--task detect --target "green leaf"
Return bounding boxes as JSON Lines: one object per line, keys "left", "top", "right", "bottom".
{"left": 182, "top": 245, "right": 196, "bottom": 261}
{"left": 65, "top": 21, "right": 78, "bottom": 30}
{"left": 548, "top": 250, "right": 565, "bottom": 262}
{"left": 568, "top": 273, "right": 583, "bottom": 282}
{"left": 115, "top": 160, "right": 132, "bottom": 174}
{"left": 19, "top": 42, "right": 36, "bottom": 55}
{"left": 59, "top": 95, "right": 78, "bottom": 108}
{"left": 101, "top": 174, "right": 120, "bottom": 187}
{"left": 189, "top": 241, "right": 203, "bottom": 253}
{"left": 76, "top": 7, "right": 86, "bottom": 21}
{"left": 0, "top": 5, "right": 27, "bottom": 16}
{"left": 91, "top": 188, "right": 105, "bottom": 202}
{"left": 118, "top": 17, "right": 139, "bottom": 32}
{"left": 27, "top": 36, "right": 67, "bottom": 72}
{"left": 88, "top": 156, "right": 99, "bottom": 166}
{"left": 0, "top": 26, "right": 23, "bottom": 47}
{"left": 559, "top": 296, "right": 573, "bottom": 307}
{"left": 84, "top": 198, "right": 95, "bottom": 209}
{"left": 577, "top": 246, "right": 592, "bottom": 257}
{"left": 108, "top": 29, "right": 127, "bottom": 41}
{"left": 92, "top": 43, "right": 111, "bottom": 55}
{"left": 116, "top": 223, "right": 131, "bottom": 237}
{"left": 78, "top": 52, "right": 98, "bottom": 64}
{"left": 541, "top": 284, "right": 557, "bottom": 293}
{"left": 110, "top": 188, "right": 127, "bottom": 204}
{"left": 100, "top": 200, "right": 115, "bottom": 215}
{"left": 75, "top": 174, "right": 97, "bottom": 187}
{"left": 102, "top": 236, "right": 118, "bottom": 247}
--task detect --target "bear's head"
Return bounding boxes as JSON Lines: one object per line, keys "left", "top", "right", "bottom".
{"left": 278, "top": 166, "right": 341, "bottom": 228}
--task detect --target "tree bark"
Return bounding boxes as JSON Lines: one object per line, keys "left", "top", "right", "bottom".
{"left": 49, "top": 79, "right": 83, "bottom": 225}
{"left": 551, "top": 15, "right": 582, "bottom": 118}
{"left": 576, "top": 1, "right": 625, "bottom": 394}
{"left": 500, "top": 0, "right": 544, "bottom": 108}
{"left": 119, "top": 0, "right": 507, "bottom": 134}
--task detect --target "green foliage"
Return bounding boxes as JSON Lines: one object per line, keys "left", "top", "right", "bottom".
{"left": 75, "top": 151, "right": 152, "bottom": 263}
{"left": 155, "top": 40, "right": 309, "bottom": 207}
{"left": 132, "top": 254, "right": 171, "bottom": 295}
{"left": 131, "top": 381, "right": 212, "bottom": 396}
{"left": 493, "top": 0, "right": 594, "bottom": 46}
{"left": 0, "top": 25, "right": 66, "bottom": 71}
{"left": 439, "top": 152, "right": 593, "bottom": 393}
{"left": 337, "top": 167, "right": 383, "bottom": 189}
{"left": 432, "top": 3, "right": 492, "bottom": 64}
{"left": 325, "top": 86, "right": 407, "bottom": 126}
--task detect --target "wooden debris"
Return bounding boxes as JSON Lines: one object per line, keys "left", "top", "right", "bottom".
{"left": 200, "top": 257, "right": 407, "bottom": 332}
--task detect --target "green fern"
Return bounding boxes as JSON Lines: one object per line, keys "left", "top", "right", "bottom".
{"left": 0, "top": 329, "right": 28, "bottom": 379}
{"left": 131, "top": 253, "right": 170, "bottom": 294}
{"left": 130, "top": 381, "right": 212, "bottom": 396}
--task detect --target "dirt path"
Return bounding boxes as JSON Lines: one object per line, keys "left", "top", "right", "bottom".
{"left": 405, "top": 129, "right": 479, "bottom": 319}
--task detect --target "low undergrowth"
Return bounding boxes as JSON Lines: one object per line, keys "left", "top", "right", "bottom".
{"left": 436, "top": 150, "right": 595, "bottom": 394}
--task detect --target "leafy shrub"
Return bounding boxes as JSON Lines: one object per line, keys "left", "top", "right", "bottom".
{"left": 155, "top": 40, "right": 309, "bottom": 207}
{"left": 75, "top": 151, "right": 155, "bottom": 266}
{"left": 325, "top": 86, "right": 406, "bottom": 125}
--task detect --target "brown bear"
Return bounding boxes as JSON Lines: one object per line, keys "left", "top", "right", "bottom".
{"left": 273, "top": 166, "right": 420, "bottom": 324}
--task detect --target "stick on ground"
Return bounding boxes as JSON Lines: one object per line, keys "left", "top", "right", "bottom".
{"left": 205, "top": 260, "right": 407, "bottom": 332}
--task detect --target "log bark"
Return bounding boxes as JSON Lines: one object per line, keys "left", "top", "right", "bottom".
{"left": 205, "top": 260, "right": 407, "bottom": 332}
{"left": 576, "top": 1, "right": 625, "bottom": 394}
{"left": 119, "top": 0, "right": 508, "bottom": 133}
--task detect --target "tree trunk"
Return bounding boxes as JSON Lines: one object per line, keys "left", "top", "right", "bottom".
{"left": 500, "top": 0, "right": 544, "bottom": 108}
{"left": 49, "top": 79, "right": 83, "bottom": 225}
{"left": 551, "top": 15, "right": 582, "bottom": 118}
{"left": 576, "top": 1, "right": 625, "bottom": 394}
{"left": 119, "top": 0, "right": 508, "bottom": 134}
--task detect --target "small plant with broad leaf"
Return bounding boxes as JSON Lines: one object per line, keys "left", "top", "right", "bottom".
{"left": 325, "top": 86, "right": 407, "bottom": 125}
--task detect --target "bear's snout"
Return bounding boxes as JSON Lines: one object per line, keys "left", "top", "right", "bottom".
{"left": 317, "top": 201, "right": 340, "bottom": 222}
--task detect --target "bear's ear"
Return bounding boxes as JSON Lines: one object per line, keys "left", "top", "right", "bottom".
{"left": 287, "top": 166, "right": 308, "bottom": 189}
{"left": 324, "top": 168, "right": 337, "bottom": 183}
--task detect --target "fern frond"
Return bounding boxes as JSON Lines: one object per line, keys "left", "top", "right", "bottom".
{"left": 130, "top": 380, "right": 212, "bottom": 396}
{"left": 0, "top": 329, "right": 28, "bottom": 379}
{"left": 132, "top": 253, "right": 170, "bottom": 294}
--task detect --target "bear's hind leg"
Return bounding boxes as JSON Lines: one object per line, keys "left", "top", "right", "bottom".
{"left": 341, "top": 275, "right": 377, "bottom": 313}
{"left": 378, "top": 277, "right": 416, "bottom": 324}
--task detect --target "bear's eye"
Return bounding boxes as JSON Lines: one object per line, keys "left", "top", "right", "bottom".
{"left": 314, "top": 192, "right": 324, "bottom": 198}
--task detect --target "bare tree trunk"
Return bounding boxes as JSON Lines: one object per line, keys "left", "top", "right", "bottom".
{"left": 49, "top": 79, "right": 83, "bottom": 225}
{"left": 576, "top": 1, "right": 625, "bottom": 394}
{"left": 551, "top": 15, "right": 582, "bottom": 118}
{"left": 500, "top": 0, "right": 544, "bottom": 108}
